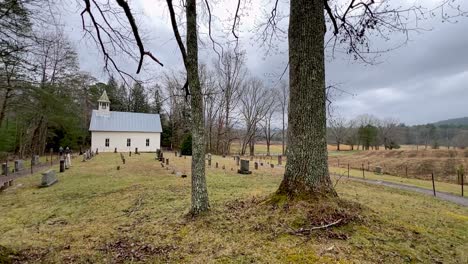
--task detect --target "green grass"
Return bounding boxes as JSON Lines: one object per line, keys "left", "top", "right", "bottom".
{"left": 0, "top": 153, "right": 467, "bottom": 263}
{"left": 328, "top": 150, "right": 361, "bottom": 157}
{"left": 329, "top": 166, "right": 465, "bottom": 196}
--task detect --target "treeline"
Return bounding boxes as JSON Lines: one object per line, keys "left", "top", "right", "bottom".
{"left": 327, "top": 114, "right": 468, "bottom": 150}
{"left": 0, "top": 0, "right": 290, "bottom": 158}
{"left": 0, "top": 0, "right": 166, "bottom": 157}
{"left": 159, "top": 51, "right": 289, "bottom": 156}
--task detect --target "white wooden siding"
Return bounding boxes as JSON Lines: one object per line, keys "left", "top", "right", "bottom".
{"left": 91, "top": 131, "right": 161, "bottom": 152}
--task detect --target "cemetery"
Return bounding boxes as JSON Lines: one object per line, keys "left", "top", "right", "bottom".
{"left": 1, "top": 0, "right": 468, "bottom": 262}
{"left": 0, "top": 152, "right": 467, "bottom": 263}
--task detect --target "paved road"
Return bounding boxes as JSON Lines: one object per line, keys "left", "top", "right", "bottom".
{"left": 333, "top": 174, "right": 468, "bottom": 207}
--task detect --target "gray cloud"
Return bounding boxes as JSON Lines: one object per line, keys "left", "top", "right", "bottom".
{"left": 59, "top": 0, "right": 468, "bottom": 125}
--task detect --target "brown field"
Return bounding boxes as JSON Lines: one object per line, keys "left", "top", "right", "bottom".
{"left": 329, "top": 149, "right": 468, "bottom": 183}
{"left": 229, "top": 142, "right": 354, "bottom": 155}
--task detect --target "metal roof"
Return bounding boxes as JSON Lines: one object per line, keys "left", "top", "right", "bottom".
{"left": 89, "top": 110, "right": 162, "bottom": 132}
{"left": 98, "top": 91, "right": 110, "bottom": 102}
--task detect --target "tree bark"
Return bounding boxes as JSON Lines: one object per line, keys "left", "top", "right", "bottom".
{"left": 277, "top": 0, "right": 336, "bottom": 198}
{"left": 186, "top": 0, "right": 210, "bottom": 214}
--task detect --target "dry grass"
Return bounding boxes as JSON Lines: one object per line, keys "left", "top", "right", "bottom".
{"left": 0, "top": 152, "right": 467, "bottom": 263}
{"left": 329, "top": 149, "right": 468, "bottom": 183}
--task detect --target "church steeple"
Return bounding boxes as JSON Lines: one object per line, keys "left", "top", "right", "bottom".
{"left": 98, "top": 91, "right": 110, "bottom": 112}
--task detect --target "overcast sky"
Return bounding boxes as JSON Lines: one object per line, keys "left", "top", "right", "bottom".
{"left": 59, "top": 0, "right": 468, "bottom": 125}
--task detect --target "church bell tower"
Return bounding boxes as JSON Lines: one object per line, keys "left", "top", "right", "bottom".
{"left": 97, "top": 91, "right": 111, "bottom": 116}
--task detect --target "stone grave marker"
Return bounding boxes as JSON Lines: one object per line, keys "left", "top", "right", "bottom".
{"left": 278, "top": 156, "right": 282, "bottom": 165}
{"left": 375, "top": 166, "right": 383, "bottom": 175}
{"left": 60, "top": 159, "right": 65, "bottom": 172}
{"left": 238, "top": 160, "right": 252, "bottom": 174}
{"left": 254, "top": 162, "right": 258, "bottom": 170}
{"left": 14, "top": 160, "right": 24, "bottom": 172}
{"left": 32, "top": 155, "right": 40, "bottom": 166}
{"left": 1, "top": 163, "right": 8, "bottom": 175}
{"left": 40, "top": 170, "right": 58, "bottom": 187}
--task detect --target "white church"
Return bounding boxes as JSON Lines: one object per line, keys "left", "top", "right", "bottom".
{"left": 89, "top": 91, "right": 162, "bottom": 152}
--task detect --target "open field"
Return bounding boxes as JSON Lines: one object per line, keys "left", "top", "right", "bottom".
{"left": 329, "top": 149, "right": 468, "bottom": 184}
{"left": 228, "top": 142, "right": 358, "bottom": 155}
{"left": 0, "top": 153, "right": 467, "bottom": 263}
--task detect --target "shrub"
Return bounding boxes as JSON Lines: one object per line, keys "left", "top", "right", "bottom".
{"left": 180, "top": 134, "right": 192, "bottom": 156}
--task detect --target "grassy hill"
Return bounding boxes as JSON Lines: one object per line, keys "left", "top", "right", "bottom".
{"left": 0, "top": 153, "right": 467, "bottom": 263}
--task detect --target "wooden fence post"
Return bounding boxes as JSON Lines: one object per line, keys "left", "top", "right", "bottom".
{"left": 431, "top": 172, "right": 436, "bottom": 197}
{"left": 462, "top": 171, "right": 464, "bottom": 197}
{"left": 347, "top": 163, "right": 350, "bottom": 178}
{"left": 362, "top": 163, "right": 365, "bottom": 179}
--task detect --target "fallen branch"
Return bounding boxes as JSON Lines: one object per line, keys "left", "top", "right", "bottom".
{"left": 288, "top": 219, "right": 343, "bottom": 235}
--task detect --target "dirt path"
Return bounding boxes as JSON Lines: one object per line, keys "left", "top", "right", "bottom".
{"left": 333, "top": 174, "right": 468, "bottom": 207}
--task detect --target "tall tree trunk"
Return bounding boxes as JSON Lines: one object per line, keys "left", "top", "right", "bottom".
{"left": 0, "top": 88, "right": 12, "bottom": 127}
{"left": 277, "top": 0, "right": 336, "bottom": 198}
{"left": 187, "top": 0, "right": 209, "bottom": 214}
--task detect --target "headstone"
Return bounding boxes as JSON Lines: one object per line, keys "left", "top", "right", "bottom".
{"left": 114, "top": 147, "right": 117, "bottom": 153}
{"left": 278, "top": 155, "right": 282, "bottom": 165}
{"left": 260, "top": 162, "right": 263, "bottom": 166}
{"left": 166, "top": 158, "right": 169, "bottom": 165}
{"left": 135, "top": 148, "right": 138, "bottom": 154}
{"left": 222, "top": 165, "right": 225, "bottom": 170}
{"left": 129, "top": 151, "right": 132, "bottom": 157}
{"left": 238, "top": 160, "right": 252, "bottom": 174}
{"left": 117, "top": 166, "right": 120, "bottom": 170}
{"left": 82, "top": 153, "right": 87, "bottom": 162}
{"left": 207, "top": 153, "right": 212, "bottom": 166}
{"left": 156, "top": 149, "right": 161, "bottom": 160}
{"left": 60, "top": 160, "right": 65, "bottom": 172}
{"left": 1, "top": 163, "right": 8, "bottom": 175}
{"left": 174, "top": 151, "right": 177, "bottom": 157}
{"left": 32, "top": 155, "right": 40, "bottom": 166}
{"left": 96, "top": 148, "right": 99, "bottom": 155}
{"left": 254, "top": 162, "right": 258, "bottom": 170}
{"left": 40, "top": 170, "right": 58, "bottom": 187}
{"left": 375, "top": 166, "right": 383, "bottom": 175}
{"left": 14, "top": 160, "right": 24, "bottom": 172}
{"left": 270, "top": 164, "right": 274, "bottom": 168}
{"left": 66, "top": 154, "right": 72, "bottom": 168}
{"left": 160, "top": 152, "right": 164, "bottom": 161}
{"left": 215, "top": 162, "right": 218, "bottom": 168}
{"left": 236, "top": 156, "right": 240, "bottom": 166}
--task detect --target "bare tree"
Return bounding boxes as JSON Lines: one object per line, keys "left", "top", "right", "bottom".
{"left": 214, "top": 49, "right": 246, "bottom": 155}
{"left": 261, "top": 90, "right": 279, "bottom": 156}
{"left": 377, "top": 118, "right": 400, "bottom": 150}
{"left": 329, "top": 115, "right": 348, "bottom": 151}
{"left": 276, "top": 80, "right": 288, "bottom": 155}
{"left": 239, "top": 78, "right": 270, "bottom": 156}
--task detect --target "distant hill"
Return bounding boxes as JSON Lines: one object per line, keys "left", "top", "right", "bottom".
{"left": 433, "top": 117, "right": 468, "bottom": 126}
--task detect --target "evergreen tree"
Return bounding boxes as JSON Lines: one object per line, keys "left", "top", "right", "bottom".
{"left": 129, "top": 82, "right": 150, "bottom": 113}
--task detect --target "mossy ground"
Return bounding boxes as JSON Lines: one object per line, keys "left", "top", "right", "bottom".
{"left": 0, "top": 153, "right": 467, "bottom": 263}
